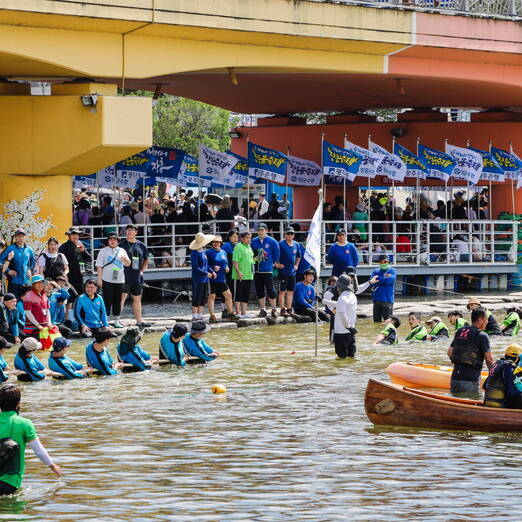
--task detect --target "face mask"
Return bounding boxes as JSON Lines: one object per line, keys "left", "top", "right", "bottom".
{"left": 380, "top": 263, "right": 390, "bottom": 270}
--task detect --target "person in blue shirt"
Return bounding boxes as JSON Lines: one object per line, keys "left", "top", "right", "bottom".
{"left": 251, "top": 223, "right": 280, "bottom": 319}
{"left": 0, "top": 336, "right": 14, "bottom": 382}
{"left": 117, "top": 326, "right": 156, "bottom": 372}
{"left": 292, "top": 269, "right": 329, "bottom": 322}
{"left": 296, "top": 242, "right": 311, "bottom": 283}
{"left": 74, "top": 279, "right": 110, "bottom": 337}
{"left": 369, "top": 254, "right": 397, "bottom": 323}
{"left": 85, "top": 328, "right": 121, "bottom": 376}
{"left": 222, "top": 230, "right": 239, "bottom": 310}
{"left": 205, "top": 236, "right": 237, "bottom": 323}
{"left": 326, "top": 229, "right": 359, "bottom": 277}
{"left": 0, "top": 293, "right": 21, "bottom": 344}
{"left": 48, "top": 337, "right": 87, "bottom": 379}
{"left": 46, "top": 279, "right": 72, "bottom": 339}
{"left": 189, "top": 233, "right": 216, "bottom": 322}
{"left": 159, "top": 324, "right": 188, "bottom": 367}
{"left": 183, "top": 321, "right": 220, "bottom": 362}
{"left": 15, "top": 287, "right": 30, "bottom": 335}
{"left": 276, "top": 228, "right": 301, "bottom": 318}
{"left": 0, "top": 229, "right": 36, "bottom": 298}
{"left": 14, "top": 337, "right": 48, "bottom": 382}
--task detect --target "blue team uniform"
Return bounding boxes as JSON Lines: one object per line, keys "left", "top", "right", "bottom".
{"left": 14, "top": 352, "right": 46, "bottom": 381}
{"left": 205, "top": 248, "right": 228, "bottom": 283}
{"left": 0, "top": 244, "right": 36, "bottom": 285}
{"left": 327, "top": 242, "right": 359, "bottom": 277}
{"left": 183, "top": 333, "right": 216, "bottom": 362}
{"left": 191, "top": 250, "right": 210, "bottom": 283}
{"left": 16, "top": 301, "right": 25, "bottom": 332}
{"left": 159, "top": 331, "right": 186, "bottom": 367}
{"left": 251, "top": 236, "right": 280, "bottom": 273}
{"left": 296, "top": 243, "right": 311, "bottom": 277}
{"left": 278, "top": 240, "right": 300, "bottom": 276}
{"left": 0, "top": 356, "right": 8, "bottom": 382}
{"left": 49, "top": 289, "right": 69, "bottom": 324}
{"left": 117, "top": 342, "right": 151, "bottom": 371}
{"left": 4, "top": 307, "right": 21, "bottom": 338}
{"left": 370, "top": 267, "right": 397, "bottom": 304}
{"left": 75, "top": 293, "right": 109, "bottom": 329}
{"left": 293, "top": 282, "right": 316, "bottom": 311}
{"left": 85, "top": 341, "right": 118, "bottom": 375}
{"left": 48, "top": 354, "right": 85, "bottom": 379}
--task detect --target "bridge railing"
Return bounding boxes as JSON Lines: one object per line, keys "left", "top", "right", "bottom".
{"left": 74, "top": 219, "right": 517, "bottom": 276}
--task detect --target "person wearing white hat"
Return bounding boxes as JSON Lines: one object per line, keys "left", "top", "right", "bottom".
{"left": 425, "top": 316, "right": 449, "bottom": 341}
{"left": 189, "top": 233, "right": 216, "bottom": 321}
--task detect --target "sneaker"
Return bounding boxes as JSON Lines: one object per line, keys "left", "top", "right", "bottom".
{"left": 289, "top": 311, "right": 300, "bottom": 320}
{"left": 209, "top": 315, "right": 218, "bottom": 324}
{"left": 113, "top": 321, "right": 124, "bottom": 329}
{"left": 271, "top": 308, "right": 279, "bottom": 318}
{"left": 137, "top": 321, "right": 152, "bottom": 328}
{"left": 227, "top": 313, "right": 239, "bottom": 321}
{"left": 221, "top": 310, "right": 229, "bottom": 319}
{"left": 281, "top": 308, "right": 290, "bottom": 318}
{"left": 258, "top": 309, "right": 267, "bottom": 318}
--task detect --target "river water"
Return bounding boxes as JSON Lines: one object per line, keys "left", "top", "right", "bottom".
{"left": 1, "top": 320, "right": 521, "bottom": 520}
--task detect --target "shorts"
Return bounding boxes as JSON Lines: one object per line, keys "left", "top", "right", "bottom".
{"left": 210, "top": 281, "right": 229, "bottom": 295}
{"left": 123, "top": 283, "right": 143, "bottom": 296}
{"left": 254, "top": 272, "right": 276, "bottom": 300}
{"left": 234, "top": 279, "right": 251, "bottom": 304}
{"left": 279, "top": 274, "right": 296, "bottom": 292}
{"left": 192, "top": 281, "right": 209, "bottom": 307}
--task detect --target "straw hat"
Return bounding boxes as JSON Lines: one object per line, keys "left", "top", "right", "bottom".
{"left": 426, "top": 316, "right": 442, "bottom": 324}
{"left": 466, "top": 297, "right": 481, "bottom": 310}
{"left": 189, "top": 232, "right": 215, "bottom": 250}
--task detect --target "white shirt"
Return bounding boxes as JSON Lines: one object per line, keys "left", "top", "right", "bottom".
{"left": 259, "top": 199, "right": 269, "bottom": 216}
{"left": 334, "top": 291, "right": 357, "bottom": 334}
{"left": 96, "top": 246, "right": 130, "bottom": 284}
{"left": 37, "top": 251, "right": 68, "bottom": 269}
{"left": 452, "top": 239, "right": 469, "bottom": 254}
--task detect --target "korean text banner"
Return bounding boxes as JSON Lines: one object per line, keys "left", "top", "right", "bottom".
{"left": 229, "top": 152, "right": 250, "bottom": 188}
{"left": 322, "top": 140, "right": 362, "bottom": 184}
{"left": 370, "top": 141, "right": 406, "bottom": 182}
{"left": 445, "top": 144, "right": 482, "bottom": 185}
{"left": 147, "top": 147, "right": 185, "bottom": 180}
{"left": 199, "top": 145, "right": 239, "bottom": 188}
{"left": 96, "top": 166, "right": 116, "bottom": 188}
{"left": 344, "top": 139, "right": 379, "bottom": 179}
{"left": 248, "top": 142, "right": 287, "bottom": 185}
{"left": 393, "top": 143, "right": 427, "bottom": 179}
{"left": 177, "top": 154, "right": 199, "bottom": 187}
{"left": 491, "top": 147, "right": 521, "bottom": 180}
{"left": 469, "top": 147, "right": 505, "bottom": 182}
{"left": 115, "top": 150, "right": 150, "bottom": 178}
{"left": 287, "top": 155, "right": 321, "bottom": 186}
{"left": 73, "top": 173, "right": 96, "bottom": 189}
{"left": 418, "top": 144, "right": 455, "bottom": 182}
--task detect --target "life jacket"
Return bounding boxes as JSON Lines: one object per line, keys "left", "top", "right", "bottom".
{"left": 484, "top": 359, "right": 512, "bottom": 408}
{"left": 380, "top": 324, "right": 397, "bottom": 345}
{"left": 428, "top": 321, "right": 449, "bottom": 339}
{"left": 450, "top": 325, "right": 484, "bottom": 369}
{"left": 405, "top": 325, "right": 427, "bottom": 341}
{"left": 485, "top": 311, "right": 502, "bottom": 336}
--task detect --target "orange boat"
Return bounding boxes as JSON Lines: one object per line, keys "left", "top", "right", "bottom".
{"left": 365, "top": 379, "right": 522, "bottom": 432}
{"left": 385, "top": 362, "right": 488, "bottom": 390}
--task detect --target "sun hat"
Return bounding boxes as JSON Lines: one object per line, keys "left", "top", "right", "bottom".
{"left": 31, "top": 275, "right": 45, "bottom": 285}
{"left": 190, "top": 320, "right": 211, "bottom": 335}
{"left": 212, "top": 235, "right": 223, "bottom": 243}
{"left": 466, "top": 297, "right": 481, "bottom": 310}
{"left": 426, "top": 316, "right": 442, "bottom": 324}
{"left": 65, "top": 227, "right": 81, "bottom": 235}
{"left": 189, "top": 232, "right": 215, "bottom": 251}
{"left": 21, "top": 337, "right": 42, "bottom": 352}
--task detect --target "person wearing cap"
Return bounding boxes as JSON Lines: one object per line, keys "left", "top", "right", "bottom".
{"left": 0, "top": 293, "right": 21, "bottom": 344}
{"left": 95, "top": 232, "right": 131, "bottom": 329}
{"left": 0, "top": 337, "right": 14, "bottom": 382}
{"left": 119, "top": 224, "right": 151, "bottom": 329}
{"left": 500, "top": 307, "right": 521, "bottom": 336}
{"left": 117, "top": 326, "right": 156, "bottom": 372}
{"left": 85, "top": 328, "right": 121, "bottom": 376}
{"left": 14, "top": 338, "right": 49, "bottom": 382}
{"left": 275, "top": 228, "right": 301, "bottom": 318}
{"left": 369, "top": 254, "right": 397, "bottom": 323}
{"left": 484, "top": 344, "right": 522, "bottom": 408}
{"left": 48, "top": 337, "right": 88, "bottom": 379}
{"left": 205, "top": 236, "right": 237, "bottom": 323}
{"left": 447, "top": 310, "right": 469, "bottom": 334}
{"left": 74, "top": 279, "right": 110, "bottom": 337}
{"left": 251, "top": 223, "right": 280, "bottom": 319}
{"left": 0, "top": 229, "right": 36, "bottom": 298}
{"left": 426, "top": 316, "right": 449, "bottom": 341}
{"left": 189, "top": 232, "right": 216, "bottom": 321}
{"left": 159, "top": 324, "right": 189, "bottom": 366}
{"left": 292, "top": 269, "right": 328, "bottom": 322}
{"left": 405, "top": 312, "right": 428, "bottom": 342}
{"left": 36, "top": 237, "right": 69, "bottom": 280}
{"left": 373, "top": 316, "right": 401, "bottom": 345}
{"left": 183, "top": 321, "right": 220, "bottom": 362}
{"left": 326, "top": 229, "right": 359, "bottom": 278}
{"left": 448, "top": 307, "right": 494, "bottom": 394}
{"left": 232, "top": 231, "right": 255, "bottom": 318}
{"left": 22, "top": 275, "right": 54, "bottom": 339}
{"left": 466, "top": 297, "right": 501, "bottom": 336}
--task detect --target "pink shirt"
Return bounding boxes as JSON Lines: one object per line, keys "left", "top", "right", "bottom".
{"left": 23, "top": 290, "right": 49, "bottom": 331}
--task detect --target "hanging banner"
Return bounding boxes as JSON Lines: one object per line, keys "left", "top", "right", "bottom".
{"left": 117, "top": 170, "right": 142, "bottom": 189}
{"left": 393, "top": 143, "right": 427, "bottom": 179}
{"left": 199, "top": 145, "right": 239, "bottom": 187}
{"left": 322, "top": 140, "right": 362, "bottom": 184}
{"left": 73, "top": 174, "right": 96, "bottom": 189}
{"left": 286, "top": 155, "right": 321, "bottom": 186}
{"left": 418, "top": 144, "right": 455, "bottom": 182}
{"left": 177, "top": 154, "right": 199, "bottom": 187}
{"left": 445, "top": 144, "right": 482, "bottom": 185}
{"left": 248, "top": 142, "right": 287, "bottom": 185}
{"left": 491, "top": 147, "right": 521, "bottom": 180}
{"left": 469, "top": 147, "right": 505, "bottom": 182}
{"left": 229, "top": 152, "right": 251, "bottom": 187}
{"left": 344, "top": 139, "right": 379, "bottom": 179}
{"left": 147, "top": 147, "right": 185, "bottom": 180}
{"left": 369, "top": 141, "right": 406, "bottom": 182}
{"left": 115, "top": 150, "right": 151, "bottom": 179}
{"left": 96, "top": 165, "right": 116, "bottom": 188}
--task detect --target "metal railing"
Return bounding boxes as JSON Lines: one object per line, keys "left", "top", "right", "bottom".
{"left": 71, "top": 219, "right": 518, "bottom": 276}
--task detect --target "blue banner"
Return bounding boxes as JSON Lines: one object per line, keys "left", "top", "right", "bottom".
{"left": 469, "top": 147, "right": 505, "bottom": 182}
{"left": 418, "top": 144, "right": 455, "bottom": 182}
{"left": 73, "top": 174, "right": 96, "bottom": 188}
{"left": 322, "top": 140, "right": 362, "bottom": 185}
{"left": 491, "top": 147, "right": 521, "bottom": 180}
{"left": 393, "top": 143, "right": 428, "bottom": 179}
{"left": 147, "top": 147, "right": 185, "bottom": 180}
{"left": 115, "top": 150, "right": 151, "bottom": 177}
{"left": 229, "top": 152, "right": 249, "bottom": 187}
{"left": 248, "top": 142, "right": 288, "bottom": 185}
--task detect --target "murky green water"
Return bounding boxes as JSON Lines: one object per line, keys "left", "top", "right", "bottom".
{"left": 1, "top": 319, "right": 521, "bottom": 520}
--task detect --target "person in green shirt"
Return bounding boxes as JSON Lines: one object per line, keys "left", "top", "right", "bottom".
{"left": 426, "top": 316, "right": 450, "bottom": 341}
{"left": 232, "top": 231, "right": 255, "bottom": 318}
{"left": 448, "top": 310, "right": 469, "bottom": 334}
{"left": 352, "top": 203, "right": 369, "bottom": 241}
{"left": 0, "top": 384, "right": 61, "bottom": 495}
{"left": 373, "top": 316, "right": 401, "bottom": 345}
{"left": 405, "top": 312, "right": 428, "bottom": 341}
{"left": 500, "top": 307, "right": 521, "bottom": 336}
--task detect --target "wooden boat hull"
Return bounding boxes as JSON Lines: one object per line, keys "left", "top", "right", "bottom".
{"left": 365, "top": 379, "right": 522, "bottom": 432}
{"left": 386, "top": 362, "right": 488, "bottom": 390}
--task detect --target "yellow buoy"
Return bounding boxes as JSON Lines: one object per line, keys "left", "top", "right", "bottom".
{"left": 211, "top": 384, "right": 227, "bottom": 394}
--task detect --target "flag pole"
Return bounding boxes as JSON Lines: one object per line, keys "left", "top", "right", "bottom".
{"left": 343, "top": 134, "right": 347, "bottom": 220}
{"left": 509, "top": 141, "right": 516, "bottom": 217}
{"left": 314, "top": 187, "right": 324, "bottom": 358}
{"left": 444, "top": 138, "right": 449, "bottom": 220}
{"left": 488, "top": 140, "right": 493, "bottom": 219}
{"left": 246, "top": 134, "right": 250, "bottom": 231}
{"left": 321, "top": 132, "right": 326, "bottom": 206}
{"left": 416, "top": 137, "right": 421, "bottom": 221}
{"left": 286, "top": 145, "right": 290, "bottom": 204}
{"left": 368, "top": 134, "right": 372, "bottom": 215}
{"left": 466, "top": 139, "right": 471, "bottom": 219}
{"left": 391, "top": 136, "right": 396, "bottom": 220}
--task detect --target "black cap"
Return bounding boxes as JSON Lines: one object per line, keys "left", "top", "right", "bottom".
{"left": 171, "top": 324, "right": 188, "bottom": 339}
{"left": 284, "top": 227, "right": 295, "bottom": 234}
{"left": 303, "top": 269, "right": 315, "bottom": 276}
{"left": 126, "top": 223, "right": 138, "bottom": 230}
{"left": 257, "top": 223, "right": 268, "bottom": 230}
{"left": 0, "top": 336, "right": 13, "bottom": 349}
{"left": 106, "top": 232, "right": 119, "bottom": 242}
{"left": 2, "top": 293, "right": 16, "bottom": 302}
{"left": 14, "top": 228, "right": 26, "bottom": 236}
{"left": 336, "top": 229, "right": 347, "bottom": 235}
{"left": 52, "top": 337, "right": 71, "bottom": 351}
{"left": 379, "top": 255, "right": 390, "bottom": 262}
{"left": 344, "top": 265, "right": 357, "bottom": 276}
{"left": 94, "top": 328, "right": 118, "bottom": 343}
{"left": 190, "top": 320, "right": 210, "bottom": 335}
{"left": 66, "top": 227, "right": 81, "bottom": 235}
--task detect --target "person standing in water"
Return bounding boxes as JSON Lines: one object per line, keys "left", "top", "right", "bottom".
{"left": 0, "top": 384, "right": 61, "bottom": 495}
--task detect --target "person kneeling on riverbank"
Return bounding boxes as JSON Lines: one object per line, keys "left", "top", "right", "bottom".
{"left": 85, "top": 328, "right": 121, "bottom": 376}
{"left": 0, "top": 384, "right": 61, "bottom": 496}
{"left": 466, "top": 297, "right": 501, "bottom": 336}
{"left": 405, "top": 312, "right": 428, "bottom": 341}
{"left": 292, "top": 270, "right": 329, "bottom": 322}
{"left": 373, "top": 316, "right": 400, "bottom": 345}
{"left": 117, "top": 326, "right": 156, "bottom": 372}
{"left": 183, "top": 321, "right": 220, "bottom": 362}
{"left": 500, "top": 307, "right": 521, "bottom": 336}
{"left": 426, "top": 316, "right": 449, "bottom": 341}
{"left": 447, "top": 310, "right": 469, "bottom": 334}
{"left": 484, "top": 344, "right": 522, "bottom": 408}
{"left": 14, "top": 338, "right": 50, "bottom": 382}
{"left": 159, "top": 324, "right": 188, "bottom": 367}
{"left": 48, "top": 337, "right": 88, "bottom": 379}
{"left": 74, "top": 279, "right": 110, "bottom": 338}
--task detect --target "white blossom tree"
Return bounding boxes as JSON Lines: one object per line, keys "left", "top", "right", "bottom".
{"left": 0, "top": 190, "right": 54, "bottom": 252}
